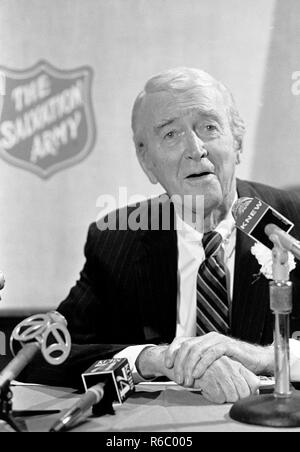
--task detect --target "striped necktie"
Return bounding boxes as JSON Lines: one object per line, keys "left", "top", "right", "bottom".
{"left": 196, "top": 231, "right": 230, "bottom": 336}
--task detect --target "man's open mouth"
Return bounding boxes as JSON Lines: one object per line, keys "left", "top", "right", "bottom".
{"left": 186, "top": 171, "right": 213, "bottom": 179}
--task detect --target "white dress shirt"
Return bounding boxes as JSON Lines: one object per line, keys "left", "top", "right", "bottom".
{"left": 175, "top": 208, "right": 236, "bottom": 337}
{"left": 115, "top": 204, "right": 300, "bottom": 382}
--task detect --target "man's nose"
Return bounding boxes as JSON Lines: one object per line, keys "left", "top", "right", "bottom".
{"left": 184, "top": 132, "right": 207, "bottom": 160}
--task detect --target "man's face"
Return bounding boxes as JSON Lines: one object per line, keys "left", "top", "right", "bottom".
{"left": 136, "top": 86, "right": 240, "bottom": 217}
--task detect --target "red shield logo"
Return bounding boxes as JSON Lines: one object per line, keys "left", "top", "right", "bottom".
{"left": 0, "top": 61, "right": 96, "bottom": 178}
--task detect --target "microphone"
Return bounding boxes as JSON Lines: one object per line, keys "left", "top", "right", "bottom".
{"left": 0, "top": 311, "right": 71, "bottom": 390}
{"left": 50, "top": 358, "right": 135, "bottom": 432}
{"left": 50, "top": 382, "right": 105, "bottom": 432}
{"left": 0, "top": 272, "right": 5, "bottom": 290}
{"left": 0, "top": 271, "right": 5, "bottom": 300}
{"left": 264, "top": 224, "right": 300, "bottom": 260}
{"left": 232, "top": 197, "right": 295, "bottom": 251}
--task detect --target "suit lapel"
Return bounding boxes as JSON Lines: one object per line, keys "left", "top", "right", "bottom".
{"left": 232, "top": 228, "right": 270, "bottom": 342}
{"left": 232, "top": 180, "right": 271, "bottom": 343}
{"left": 135, "top": 197, "right": 178, "bottom": 343}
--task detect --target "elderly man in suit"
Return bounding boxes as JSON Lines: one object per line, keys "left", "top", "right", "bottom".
{"left": 22, "top": 67, "right": 300, "bottom": 404}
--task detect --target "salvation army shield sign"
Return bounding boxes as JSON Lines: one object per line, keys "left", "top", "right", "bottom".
{"left": 0, "top": 61, "right": 96, "bottom": 178}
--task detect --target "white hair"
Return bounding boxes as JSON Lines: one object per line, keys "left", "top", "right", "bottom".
{"left": 132, "top": 67, "right": 245, "bottom": 151}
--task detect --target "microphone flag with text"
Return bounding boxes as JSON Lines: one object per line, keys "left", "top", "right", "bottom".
{"left": 232, "top": 197, "right": 295, "bottom": 250}
{"left": 50, "top": 358, "right": 134, "bottom": 432}
{"left": 81, "top": 358, "right": 135, "bottom": 404}
{"left": 0, "top": 311, "right": 71, "bottom": 390}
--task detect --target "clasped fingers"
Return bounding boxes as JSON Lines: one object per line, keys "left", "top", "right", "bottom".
{"left": 164, "top": 333, "right": 232, "bottom": 386}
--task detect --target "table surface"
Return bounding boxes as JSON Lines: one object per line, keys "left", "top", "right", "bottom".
{"left": 2, "top": 382, "right": 300, "bottom": 432}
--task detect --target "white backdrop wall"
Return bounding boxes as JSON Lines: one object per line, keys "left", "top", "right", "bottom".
{"left": 0, "top": 0, "right": 276, "bottom": 312}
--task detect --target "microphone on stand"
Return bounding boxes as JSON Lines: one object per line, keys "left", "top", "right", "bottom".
{"left": 232, "top": 197, "right": 300, "bottom": 260}
{"left": 50, "top": 358, "right": 135, "bottom": 432}
{"left": 230, "top": 196, "right": 300, "bottom": 428}
{"left": 0, "top": 311, "right": 71, "bottom": 390}
{"left": 0, "top": 311, "right": 71, "bottom": 431}
{"left": 264, "top": 224, "right": 300, "bottom": 261}
{"left": 232, "top": 196, "right": 295, "bottom": 249}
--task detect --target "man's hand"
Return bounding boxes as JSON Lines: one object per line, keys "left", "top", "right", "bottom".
{"left": 135, "top": 344, "right": 260, "bottom": 404}
{"left": 191, "top": 356, "right": 260, "bottom": 404}
{"left": 164, "top": 333, "right": 274, "bottom": 386}
{"left": 135, "top": 345, "right": 171, "bottom": 380}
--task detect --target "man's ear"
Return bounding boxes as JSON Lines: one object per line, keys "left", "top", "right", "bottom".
{"left": 234, "top": 138, "right": 243, "bottom": 165}
{"left": 135, "top": 141, "right": 158, "bottom": 184}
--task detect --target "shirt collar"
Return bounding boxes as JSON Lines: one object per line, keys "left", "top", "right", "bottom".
{"left": 175, "top": 192, "right": 237, "bottom": 244}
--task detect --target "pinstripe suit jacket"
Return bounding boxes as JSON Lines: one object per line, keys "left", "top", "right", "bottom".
{"left": 22, "top": 179, "right": 300, "bottom": 387}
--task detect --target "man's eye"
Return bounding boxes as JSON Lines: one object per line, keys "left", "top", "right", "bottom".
{"left": 164, "top": 130, "right": 177, "bottom": 140}
{"left": 205, "top": 124, "right": 217, "bottom": 131}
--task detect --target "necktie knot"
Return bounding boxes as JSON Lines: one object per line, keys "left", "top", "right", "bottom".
{"left": 202, "top": 231, "right": 222, "bottom": 259}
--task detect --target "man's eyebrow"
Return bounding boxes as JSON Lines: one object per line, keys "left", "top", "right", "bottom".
{"left": 197, "top": 109, "right": 225, "bottom": 124}
{"left": 154, "top": 118, "right": 178, "bottom": 132}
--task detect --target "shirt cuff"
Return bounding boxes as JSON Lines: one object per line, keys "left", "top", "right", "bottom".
{"left": 289, "top": 339, "right": 300, "bottom": 381}
{"left": 114, "top": 345, "right": 155, "bottom": 383}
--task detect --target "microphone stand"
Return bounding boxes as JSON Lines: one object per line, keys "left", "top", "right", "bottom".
{"left": 230, "top": 238, "right": 300, "bottom": 427}
{"left": 0, "top": 381, "right": 22, "bottom": 432}
{"left": 0, "top": 271, "right": 20, "bottom": 431}
{"left": 0, "top": 272, "right": 19, "bottom": 431}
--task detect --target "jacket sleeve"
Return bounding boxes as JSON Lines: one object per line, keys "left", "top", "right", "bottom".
{"left": 19, "top": 223, "right": 137, "bottom": 389}
{"left": 18, "top": 343, "right": 132, "bottom": 389}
